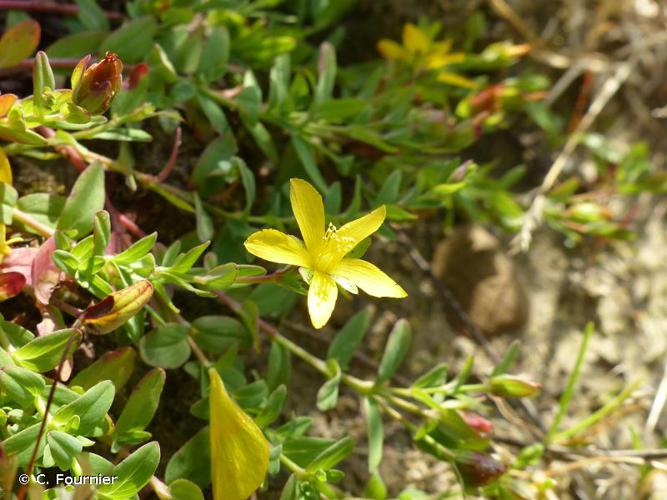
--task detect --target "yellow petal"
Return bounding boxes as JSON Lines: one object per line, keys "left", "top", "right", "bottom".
{"left": 308, "top": 271, "right": 338, "bottom": 329}
{"left": 332, "top": 258, "right": 407, "bottom": 298}
{"left": 290, "top": 178, "right": 325, "bottom": 253}
{"left": 377, "top": 39, "right": 409, "bottom": 61}
{"left": 337, "top": 205, "right": 386, "bottom": 248}
{"left": 403, "top": 24, "right": 429, "bottom": 54}
{"left": 209, "top": 368, "right": 270, "bottom": 500}
{"left": 436, "top": 72, "right": 478, "bottom": 89}
{"left": 0, "top": 147, "right": 12, "bottom": 185}
{"left": 244, "top": 229, "right": 311, "bottom": 267}
{"left": 427, "top": 52, "right": 465, "bottom": 69}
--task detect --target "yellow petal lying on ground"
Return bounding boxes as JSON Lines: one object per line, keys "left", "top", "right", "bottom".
{"left": 0, "top": 147, "right": 12, "bottom": 185}
{"left": 290, "top": 178, "right": 325, "bottom": 252}
{"left": 308, "top": 271, "right": 338, "bottom": 329}
{"left": 244, "top": 229, "right": 311, "bottom": 267}
{"left": 332, "top": 258, "right": 407, "bottom": 298}
{"left": 209, "top": 368, "right": 270, "bottom": 500}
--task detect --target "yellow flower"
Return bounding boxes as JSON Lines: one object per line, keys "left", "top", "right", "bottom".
{"left": 377, "top": 23, "right": 477, "bottom": 89}
{"left": 244, "top": 179, "right": 407, "bottom": 329}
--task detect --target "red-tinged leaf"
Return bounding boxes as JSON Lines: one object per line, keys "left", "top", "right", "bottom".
{"left": 31, "top": 236, "right": 61, "bottom": 304}
{"left": 0, "top": 272, "right": 26, "bottom": 301}
{"left": 0, "top": 19, "right": 41, "bottom": 69}
{"left": 0, "top": 94, "right": 17, "bottom": 118}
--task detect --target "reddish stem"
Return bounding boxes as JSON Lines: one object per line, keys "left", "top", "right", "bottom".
{"left": 0, "top": 1, "right": 123, "bottom": 20}
{"left": 155, "top": 127, "right": 182, "bottom": 183}
{"left": 235, "top": 267, "right": 291, "bottom": 284}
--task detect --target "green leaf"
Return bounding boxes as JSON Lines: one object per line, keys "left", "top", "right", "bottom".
{"left": 52, "top": 380, "right": 115, "bottom": 436}
{"left": 327, "top": 309, "right": 372, "bottom": 370}
{"left": 57, "top": 162, "right": 105, "bottom": 237}
{"left": 376, "top": 319, "right": 411, "bottom": 385}
{"left": 376, "top": 170, "right": 402, "bottom": 205}
{"left": 194, "top": 194, "right": 214, "bottom": 242}
{"left": 191, "top": 315, "right": 249, "bottom": 353}
{"left": 0, "top": 365, "right": 45, "bottom": 407}
{"left": 97, "top": 442, "right": 160, "bottom": 499}
{"left": 0, "top": 320, "right": 34, "bottom": 348}
{"left": 291, "top": 135, "right": 327, "bottom": 192}
{"left": 2, "top": 423, "right": 44, "bottom": 465}
{"left": 113, "top": 368, "right": 165, "bottom": 450}
{"left": 364, "top": 398, "right": 383, "bottom": 472}
{"left": 76, "top": 0, "right": 109, "bottom": 31}
{"left": 165, "top": 427, "right": 211, "bottom": 487}
{"left": 267, "top": 341, "right": 290, "bottom": 391}
{"left": 15, "top": 193, "right": 65, "bottom": 233}
{"left": 305, "top": 436, "right": 355, "bottom": 473}
{"left": 237, "top": 158, "right": 256, "bottom": 214}
{"left": 412, "top": 363, "right": 448, "bottom": 389}
{"left": 47, "top": 430, "right": 83, "bottom": 471}
{"left": 197, "top": 27, "right": 229, "bottom": 82}
{"left": 113, "top": 232, "right": 157, "bottom": 265}
{"left": 0, "top": 183, "right": 17, "bottom": 224}
{"left": 316, "top": 359, "right": 341, "bottom": 411}
{"left": 139, "top": 323, "right": 191, "bottom": 369}
{"left": 13, "top": 329, "right": 80, "bottom": 373}
{"left": 169, "top": 479, "right": 205, "bottom": 500}
{"left": 197, "top": 94, "right": 228, "bottom": 135}
{"left": 170, "top": 241, "right": 210, "bottom": 273}
{"left": 33, "top": 51, "right": 55, "bottom": 110}
{"left": 47, "top": 31, "right": 107, "bottom": 58}
{"left": 99, "top": 17, "right": 157, "bottom": 64}
{"left": 256, "top": 385, "right": 287, "bottom": 427}
{"left": 71, "top": 346, "right": 136, "bottom": 392}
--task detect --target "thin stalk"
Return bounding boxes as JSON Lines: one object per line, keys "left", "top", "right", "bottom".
{"left": 552, "top": 380, "right": 642, "bottom": 443}
{"left": 12, "top": 207, "right": 55, "bottom": 238}
{"left": 17, "top": 317, "right": 84, "bottom": 500}
{"left": 546, "top": 323, "right": 594, "bottom": 443}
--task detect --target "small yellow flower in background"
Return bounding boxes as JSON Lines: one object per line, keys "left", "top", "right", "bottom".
{"left": 377, "top": 23, "right": 477, "bottom": 89}
{"left": 245, "top": 179, "right": 407, "bottom": 329}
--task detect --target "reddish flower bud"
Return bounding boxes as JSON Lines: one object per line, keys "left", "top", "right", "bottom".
{"left": 72, "top": 53, "right": 123, "bottom": 114}
{"left": 125, "top": 63, "right": 149, "bottom": 90}
{"left": 455, "top": 451, "right": 506, "bottom": 487}
{"left": 460, "top": 411, "right": 493, "bottom": 435}
{"left": 0, "top": 271, "right": 26, "bottom": 301}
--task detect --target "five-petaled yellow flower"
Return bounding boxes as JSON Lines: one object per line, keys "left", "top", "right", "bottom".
{"left": 244, "top": 179, "right": 407, "bottom": 329}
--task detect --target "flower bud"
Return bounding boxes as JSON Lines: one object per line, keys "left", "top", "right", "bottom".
{"left": 0, "top": 272, "right": 26, "bottom": 301}
{"left": 488, "top": 374, "right": 541, "bottom": 398}
{"left": 460, "top": 411, "right": 493, "bottom": 436}
{"left": 83, "top": 280, "right": 153, "bottom": 335}
{"left": 72, "top": 53, "right": 123, "bottom": 114}
{"left": 455, "top": 451, "right": 506, "bottom": 487}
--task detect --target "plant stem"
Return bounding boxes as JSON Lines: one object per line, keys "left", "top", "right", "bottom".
{"left": 17, "top": 318, "right": 84, "bottom": 500}
{"left": 0, "top": 1, "right": 123, "bottom": 20}
{"left": 546, "top": 322, "right": 594, "bottom": 443}
{"left": 12, "top": 207, "right": 55, "bottom": 237}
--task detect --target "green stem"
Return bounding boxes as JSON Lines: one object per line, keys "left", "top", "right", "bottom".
{"left": 552, "top": 380, "right": 641, "bottom": 443}
{"left": 12, "top": 207, "right": 55, "bottom": 237}
{"left": 546, "top": 323, "right": 594, "bottom": 443}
